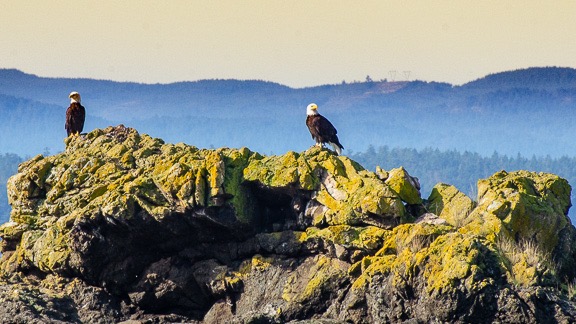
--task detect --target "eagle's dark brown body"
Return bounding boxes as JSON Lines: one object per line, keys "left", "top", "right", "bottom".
{"left": 306, "top": 113, "right": 344, "bottom": 154}
{"left": 65, "top": 102, "right": 85, "bottom": 136}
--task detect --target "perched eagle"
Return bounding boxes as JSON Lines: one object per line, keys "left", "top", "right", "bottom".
{"left": 65, "top": 91, "right": 85, "bottom": 136}
{"left": 306, "top": 103, "right": 344, "bottom": 155}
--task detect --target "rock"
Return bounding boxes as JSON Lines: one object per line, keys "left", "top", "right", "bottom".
{"left": 375, "top": 165, "right": 388, "bottom": 180}
{"left": 243, "top": 147, "right": 409, "bottom": 229}
{"left": 414, "top": 212, "right": 447, "bottom": 225}
{"left": 473, "top": 170, "right": 571, "bottom": 249}
{"left": 385, "top": 166, "right": 422, "bottom": 205}
{"left": 460, "top": 170, "right": 576, "bottom": 282}
{"left": 0, "top": 126, "right": 575, "bottom": 323}
{"left": 427, "top": 183, "right": 476, "bottom": 227}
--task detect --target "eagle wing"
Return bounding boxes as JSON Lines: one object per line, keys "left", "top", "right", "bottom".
{"left": 77, "top": 105, "right": 86, "bottom": 132}
{"left": 65, "top": 103, "right": 86, "bottom": 134}
{"left": 314, "top": 114, "right": 337, "bottom": 137}
{"left": 306, "top": 113, "right": 344, "bottom": 153}
{"left": 65, "top": 106, "right": 73, "bottom": 131}
{"left": 307, "top": 114, "right": 337, "bottom": 139}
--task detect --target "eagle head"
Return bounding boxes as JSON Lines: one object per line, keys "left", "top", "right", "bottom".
{"left": 69, "top": 91, "right": 81, "bottom": 104}
{"left": 307, "top": 103, "right": 318, "bottom": 115}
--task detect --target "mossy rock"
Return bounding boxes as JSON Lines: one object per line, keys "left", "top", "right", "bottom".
{"left": 1, "top": 126, "right": 263, "bottom": 275}
{"left": 457, "top": 170, "right": 575, "bottom": 285}
{"left": 351, "top": 223, "right": 499, "bottom": 295}
{"left": 2, "top": 125, "right": 575, "bottom": 320}
{"left": 467, "top": 170, "right": 571, "bottom": 253}
{"left": 282, "top": 255, "right": 349, "bottom": 303}
{"left": 0, "top": 127, "right": 411, "bottom": 277}
{"left": 427, "top": 183, "right": 476, "bottom": 227}
{"left": 385, "top": 166, "right": 422, "bottom": 205}
{"left": 305, "top": 225, "right": 390, "bottom": 251}
{"left": 244, "top": 147, "right": 408, "bottom": 228}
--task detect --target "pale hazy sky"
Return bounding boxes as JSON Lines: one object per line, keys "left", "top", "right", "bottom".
{"left": 1, "top": 1, "right": 575, "bottom": 87}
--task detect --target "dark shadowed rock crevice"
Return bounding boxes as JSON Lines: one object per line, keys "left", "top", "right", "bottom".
{"left": 0, "top": 126, "right": 575, "bottom": 323}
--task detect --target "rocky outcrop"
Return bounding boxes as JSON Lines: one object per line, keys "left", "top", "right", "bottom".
{"left": 0, "top": 125, "right": 574, "bottom": 323}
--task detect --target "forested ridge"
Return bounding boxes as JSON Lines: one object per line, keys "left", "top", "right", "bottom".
{"left": 1, "top": 67, "right": 575, "bottom": 158}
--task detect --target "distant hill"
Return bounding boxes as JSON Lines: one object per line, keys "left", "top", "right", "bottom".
{"left": 0, "top": 93, "right": 108, "bottom": 154}
{"left": 0, "top": 67, "right": 575, "bottom": 157}
{"left": 462, "top": 66, "right": 576, "bottom": 91}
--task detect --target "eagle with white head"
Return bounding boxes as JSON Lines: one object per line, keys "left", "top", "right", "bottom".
{"left": 305, "top": 103, "right": 344, "bottom": 155}
{"left": 65, "top": 91, "right": 85, "bottom": 136}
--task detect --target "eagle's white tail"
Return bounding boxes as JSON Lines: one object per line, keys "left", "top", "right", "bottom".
{"left": 329, "top": 142, "right": 342, "bottom": 155}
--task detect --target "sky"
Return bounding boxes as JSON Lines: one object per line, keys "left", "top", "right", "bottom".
{"left": 1, "top": 1, "right": 575, "bottom": 88}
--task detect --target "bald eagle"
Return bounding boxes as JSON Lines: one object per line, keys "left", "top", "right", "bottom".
{"left": 306, "top": 103, "right": 344, "bottom": 155}
{"left": 65, "top": 91, "right": 85, "bottom": 136}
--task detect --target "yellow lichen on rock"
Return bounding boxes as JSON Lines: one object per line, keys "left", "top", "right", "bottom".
{"left": 0, "top": 126, "right": 263, "bottom": 275}
{"left": 348, "top": 218, "right": 518, "bottom": 298}
{"left": 304, "top": 225, "right": 389, "bottom": 251}
{"left": 244, "top": 147, "right": 407, "bottom": 228}
{"left": 351, "top": 222, "right": 456, "bottom": 291}
{"left": 427, "top": 183, "right": 476, "bottom": 227}
{"left": 282, "top": 255, "right": 348, "bottom": 303}
{"left": 385, "top": 166, "right": 422, "bottom": 205}
{"left": 420, "top": 233, "right": 490, "bottom": 294}
{"left": 472, "top": 170, "right": 571, "bottom": 253}
{"left": 494, "top": 235, "right": 557, "bottom": 287}
{"left": 249, "top": 254, "right": 274, "bottom": 272}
